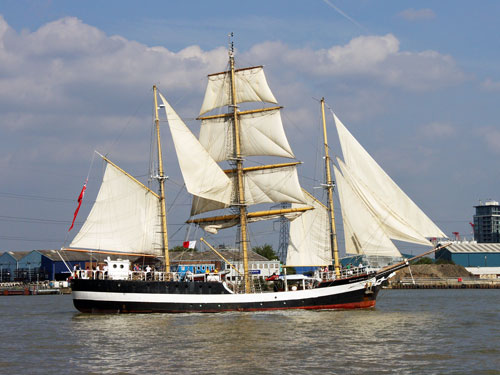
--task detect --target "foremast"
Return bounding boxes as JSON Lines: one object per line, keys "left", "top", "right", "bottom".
{"left": 153, "top": 85, "right": 170, "bottom": 272}
{"left": 321, "top": 98, "right": 340, "bottom": 277}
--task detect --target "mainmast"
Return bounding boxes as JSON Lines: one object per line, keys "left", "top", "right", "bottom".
{"left": 153, "top": 85, "right": 170, "bottom": 272}
{"left": 228, "top": 39, "right": 251, "bottom": 293}
{"left": 188, "top": 35, "right": 308, "bottom": 291}
{"left": 321, "top": 98, "right": 340, "bottom": 277}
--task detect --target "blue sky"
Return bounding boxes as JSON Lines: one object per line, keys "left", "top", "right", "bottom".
{"left": 1, "top": 0, "right": 500, "bottom": 254}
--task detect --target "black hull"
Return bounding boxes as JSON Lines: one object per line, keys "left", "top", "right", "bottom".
{"left": 71, "top": 274, "right": 383, "bottom": 313}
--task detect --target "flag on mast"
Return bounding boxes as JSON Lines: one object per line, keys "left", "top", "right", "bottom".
{"left": 69, "top": 179, "right": 87, "bottom": 231}
{"left": 183, "top": 241, "right": 197, "bottom": 249}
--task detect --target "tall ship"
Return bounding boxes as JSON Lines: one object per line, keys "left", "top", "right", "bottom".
{"left": 64, "top": 40, "right": 446, "bottom": 313}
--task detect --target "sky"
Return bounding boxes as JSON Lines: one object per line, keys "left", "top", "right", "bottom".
{"left": 1, "top": 0, "right": 500, "bottom": 256}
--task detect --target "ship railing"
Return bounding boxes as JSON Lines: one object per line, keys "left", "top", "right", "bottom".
{"left": 72, "top": 269, "right": 227, "bottom": 282}
{"left": 182, "top": 272, "right": 223, "bottom": 282}
{"left": 224, "top": 279, "right": 240, "bottom": 293}
{"left": 128, "top": 271, "right": 225, "bottom": 282}
{"left": 73, "top": 270, "right": 102, "bottom": 280}
{"left": 73, "top": 270, "right": 174, "bottom": 281}
{"left": 128, "top": 271, "right": 182, "bottom": 281}
{"left": 319, "top": 266, "right": 368, "bottom": 281}
{"left": 224, "top": 276, "right": 244, "bottom": 293}
{"left": 340, "top": 266, "right": 367, "bottom": 279}
{"left": 129, "top": 271, "right": 156, "bottom": 281}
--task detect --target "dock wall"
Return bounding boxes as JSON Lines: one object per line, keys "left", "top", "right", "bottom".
{"left": 389, "top": 277, "right": 500, "bottom": 289}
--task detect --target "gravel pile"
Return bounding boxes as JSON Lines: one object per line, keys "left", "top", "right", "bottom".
{"left": 393, "top": 264, "right": 472, "bottom": 280}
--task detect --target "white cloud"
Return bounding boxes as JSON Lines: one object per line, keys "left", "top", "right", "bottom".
{"left": 419, "top": 122, "right": 456, "bottom": 138}
{"left": 0, "top": 16, "right": 229, "bottom": 117}
{"left": 245, "top": 35, "right": 465, "bottom": 92}
{"left": 479, "top": 127, "right": 500, "bottom": 154}
{"left": 398, "top": 8, "right": 436, "bottom": 21}
{"left": 0, "top": 15, "right": 467, "bottom": 172}
{"left": 481, "top": 78, "right": 500, "bottom": 91}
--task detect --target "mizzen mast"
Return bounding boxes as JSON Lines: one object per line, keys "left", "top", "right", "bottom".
{"left": 321, "top": 98, "right": 340, "bottom": 277}
{"left": 153, "top": 85, "right": 170, "bottom": 272}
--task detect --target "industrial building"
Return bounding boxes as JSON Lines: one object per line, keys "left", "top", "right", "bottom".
{"left": 436, "top": 242, "right": 500, "bottom": 278}
{"left": 473, "top": 200, "right": 500, "bottom": 243}
{"left": 0, "top": 251, "right": 29, "bottom": 282}
{"left": 436, "top": 242, "right": 500, "bottom": 267}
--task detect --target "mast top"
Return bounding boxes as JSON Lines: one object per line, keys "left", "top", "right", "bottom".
{"left": 228, "top": 32, "right": 234, "bottom": 58}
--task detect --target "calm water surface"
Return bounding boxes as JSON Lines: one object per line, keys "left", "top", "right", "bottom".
{"left": 0, "top": 289, "right": 499, "bottom": 375}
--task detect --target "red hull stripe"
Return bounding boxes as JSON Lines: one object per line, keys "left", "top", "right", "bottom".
{"left": 79, "top": 300, "right": 376, "bottom": 314}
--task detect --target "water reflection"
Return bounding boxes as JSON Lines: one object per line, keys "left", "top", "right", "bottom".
{"left": 68, "top": 302, "right": 442, "bottom": 374}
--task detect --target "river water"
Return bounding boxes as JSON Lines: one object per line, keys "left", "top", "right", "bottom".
{"left": 0, "top": 289, "right": 498, "bottom": 375}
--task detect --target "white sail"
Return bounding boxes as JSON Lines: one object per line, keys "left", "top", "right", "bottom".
{"left": 69, "top": 162, "right": 162, "bottom": 255}
{"left": 338, "top": 159, "right": 431, "bottom": 246}
{"left": 286, "top": 190, "right": 332, "bottom": 266}
{"left": 159, "top": 93, "right": 233, "bottom": 206}
{"left": 333, "top": 164, "right": 401, "bottom": 257}
{"left": 200, "top": 210, "right": 305, "bottom": 235}
{"left": 191, "top": 165, "right": 306, "bottom": 216}
{"left": 191, "top": 195, "right": 229, "bottom": 216}
{"left": 333, "top": 113, "right": 446, "bottom": 240}
{"left": 244, "top": 165, "right": 305, "bottom": 205}
{"left": 199, "top": 108, "right": 294, "bottom": 162}
{"left": 199, "top": 66, "right": 278, "bottom": 115}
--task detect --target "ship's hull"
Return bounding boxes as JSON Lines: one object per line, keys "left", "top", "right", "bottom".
{"left": 71, "top": 273, "right": 386, "bottom": 313}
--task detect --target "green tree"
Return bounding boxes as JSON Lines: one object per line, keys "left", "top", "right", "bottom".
{"left": 170, "top": 245, "right": 196, "bottom": 252}
{"left": 252, "top": 244, "right": 279, "bottom": 260}
{"left": 435, "top": 258, "right": 455, "bottom": 265}
{"left": 412, "top": 257, "right": 434, "bottom": 265}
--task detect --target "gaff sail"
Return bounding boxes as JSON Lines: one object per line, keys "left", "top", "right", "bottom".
{"left": 68, "top": 161, "right": 162, "bottom": 256}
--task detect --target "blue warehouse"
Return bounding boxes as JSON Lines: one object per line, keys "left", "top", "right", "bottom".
{"left": 436, "top": 242, "right": 500, "bottom": 267}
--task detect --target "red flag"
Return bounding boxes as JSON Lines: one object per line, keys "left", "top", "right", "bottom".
{"left": 183, "top": 240, "right": 196, "bottom": 249}
{"left": 469, "top": 222, "right": 475, "bottom": 228}
{"left": 69, "top": 179, "right": 87, "bottom": 232}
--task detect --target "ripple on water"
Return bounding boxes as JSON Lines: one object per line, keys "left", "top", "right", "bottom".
{"left": 0, "top": 290, "right": 499, "bottom": 375}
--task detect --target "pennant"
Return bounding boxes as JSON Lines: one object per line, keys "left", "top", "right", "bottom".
{"left": 183, "top": 240, "right": 197, "bottom": 249}
{"left": 68, "top": 179, "right": 87, "bottom": 232}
